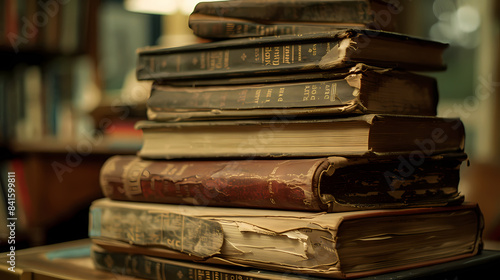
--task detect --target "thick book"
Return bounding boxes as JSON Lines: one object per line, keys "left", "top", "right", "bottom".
{"left": 189, "top": 14, "right": 379, "bottom": 40}
{"left": 92, "top": 244, "right": 321, "bottom": 280}
{"left": 136, "top": 29, "right": 448, "bottom": 81}
{"left": 91, "top": 246, "right": 500, "bottom": 280}
{"left": 91, "top": 245, "right": 500, "bottom": 280}
{"left": 135, "top": 114, "right": 465, "bottom": 159}
{"left": 147, "top": 64, "right": 438, "bottom": 121}
{"left": 89, "top": 199, "right": 483, "bottom": 279}
{"left": 191, "top": 0, "right": 397, "bottom": 26}
{"left": 99, "top": 154, "right": 465, "bottom": 212}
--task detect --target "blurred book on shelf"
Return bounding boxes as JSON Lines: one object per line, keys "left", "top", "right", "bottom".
{"left": 189, "top": 0, "right": 401, "bottom": 39}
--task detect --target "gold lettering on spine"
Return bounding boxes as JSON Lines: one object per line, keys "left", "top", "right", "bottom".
{"left": 283, "top": 45, "right": 290, "bottom": 64}
{"left": 226, "top": 23, "right": 234, "bottom": 34}
{"left": 208, "top": 51, "right": 224, "bottom": 70}
{"left": 215, "top": 51, "right": 223, "bottom": 69}
{"left": 278, "top": 87, "right": 285, "bottom": 102}
{"left": 311, "top": 84, "right": 317, "bottom": 101}
{"left": 254, "top": 89, "right": 261, "bottom": 103}
{"left": 312, "top": 44, "right": 317, "bottom": 56}
{"left": 323, "top": 82, "right": 338, "bottom": 102}
{"left": 264, "top": 46, "right": 272, "bottom": 66}
{"left": 265, "top": 88, "right": 273, "bottom": 103}
{"left": 324, "top": 84, "right": 331, "bottom": 101}
{"left": 272, "top": 46, "right": 280, "bottom": 66}
{"left": 303, "top": 85, "right": 310, "bottom": 101}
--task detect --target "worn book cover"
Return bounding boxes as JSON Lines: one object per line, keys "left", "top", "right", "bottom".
{"left": 191, "top": 0, "right": 397, "bottom": 25}
{"left": 99, "top": 153, "right": 465, "bottom": 212}
{"left": 147, "top": 64, "right": 438, "bottom": 121}
{"left": 89, "top": 199, "right": 483, "bottom": 279}
{"left": 189, "top": 14, "right": 380, "bottom": 40}
{"left": 135, "top": 114, "right": 465, "bottom": 159}
{"left": 91, "top": 245, "right": 500, "bottom": 280}
{"left": 136, "top": 29, "right": 448, "bottom": 81}
{"left": 189, "top": 0, "right": 400, "bottom": 39}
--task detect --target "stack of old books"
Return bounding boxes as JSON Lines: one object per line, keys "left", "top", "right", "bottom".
{"left": 89, "top": 1, "right": 483, "bottom": 279}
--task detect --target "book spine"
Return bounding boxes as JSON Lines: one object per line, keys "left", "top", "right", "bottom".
{"left": 99, "top": 156, "right": 329, "bottom": 211}
{"left": 190, "top": 19, "right": 352, "bottom": 39}
{"left": 89, "top": 203, "right": 224, "bottom": 258}
{"left": 148, "top": 78, "right": 356, "bottom": 115}
{"left": 137, "top": 38, "right": 342, "bottom": 81}
{"left": 91, "top": 249, "right": 271, "bottom": 280}
{"left": 193, "top": 0, "right": 373, "bottom": 23}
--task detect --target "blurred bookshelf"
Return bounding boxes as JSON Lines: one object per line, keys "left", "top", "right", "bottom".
{"left": 0, "top": 0, "right": 158, "bottom": 250}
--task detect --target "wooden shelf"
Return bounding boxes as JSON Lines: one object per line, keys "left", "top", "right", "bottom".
{"left": 9, "top": 138, "right": 141, "bottom": 155}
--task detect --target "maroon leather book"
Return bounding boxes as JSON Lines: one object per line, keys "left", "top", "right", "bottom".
{"left": 99, "top": 154, "right": 465, "bottom": 212}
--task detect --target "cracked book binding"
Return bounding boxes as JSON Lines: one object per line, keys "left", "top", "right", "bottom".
{"left": 89, "top": 198, "right": 483, "bottom": 279}
{"left": 99, "top": 153, "right": 466, "bottom": 212}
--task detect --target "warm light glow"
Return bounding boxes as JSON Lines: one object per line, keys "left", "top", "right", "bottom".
{"left": 125, "top": 0, "right": 215, "bottom": 15}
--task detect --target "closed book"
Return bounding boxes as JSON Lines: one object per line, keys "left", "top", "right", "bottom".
{"left": 91, "top": 245, "right": 500, "bottom": 280}
{"left": 136, "top": 29, "right": 448, "bottom": 82}
{"left": 191, "top": 0, "right": 396, "bottom": 25}
{"left": 99, "top": 154, "right": 465, "bottom": 212}
{"left": 89, "top": 199, "right": 483, "bottom": 279}
{"left": 189, "top": 14, "right": 373, "bottom": 39}
{"left": 135, "top": 115, "right": 465, "bottom": 159}
{"left": 189, "top": 0, "right": 399, "bottom": 39}
{"left": 91, "top": 244, "right": 322, "bottom": 280}
{"left": 147, "top": 64, "right": 438, "bottom": 121}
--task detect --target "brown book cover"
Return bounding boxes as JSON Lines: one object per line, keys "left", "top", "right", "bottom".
{"left": 189, "top": 14, "right": 374, "bottom": 39}
{"left": 135, "top": 114, "right": 465, "bottom": 159}
{"left": 89, "top": 199, "right": 484, "bottom": 279}
{"left": 191, "top": 0, "right": 395, "bottom": 25}
{"left": 100, "top": 154, "right": 465, "bottom": 212}
{"left": 189, "top": 0, "right": 400, "bottom": 39}
{"left": 91, "top": 245, "right": 500, "bottom": 280}
{"left": 147, "top": 64, "right": 438, "bottom": 121}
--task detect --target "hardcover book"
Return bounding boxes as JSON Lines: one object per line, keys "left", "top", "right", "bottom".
{"left": 99, "top": 153, "right": 466, "bottom": 212}
{"left": 136, "top": 29, "right": 448, "bottom": 81}
{"left": 135, "top": 114, "right": 465, "bottom": 159}
{"left": 147, "top": 64, "right": 438, "bottom": 121}
{"left": 189, "top": 0, "right": 400, "bottom": 39}
{"left": 189, "top": 14, "right": 384, "bottom": 40}
{"left": 191, "top": 0, "right": 398, "bottom": 26}
{"left": 92, "top": 244, "right": 322, "bottom": 280}
{"left": 89, "top": 199, "right": 483, "bottom": 279}
{"left": 91, "top": 246, "right": 500, "bottom": 280}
